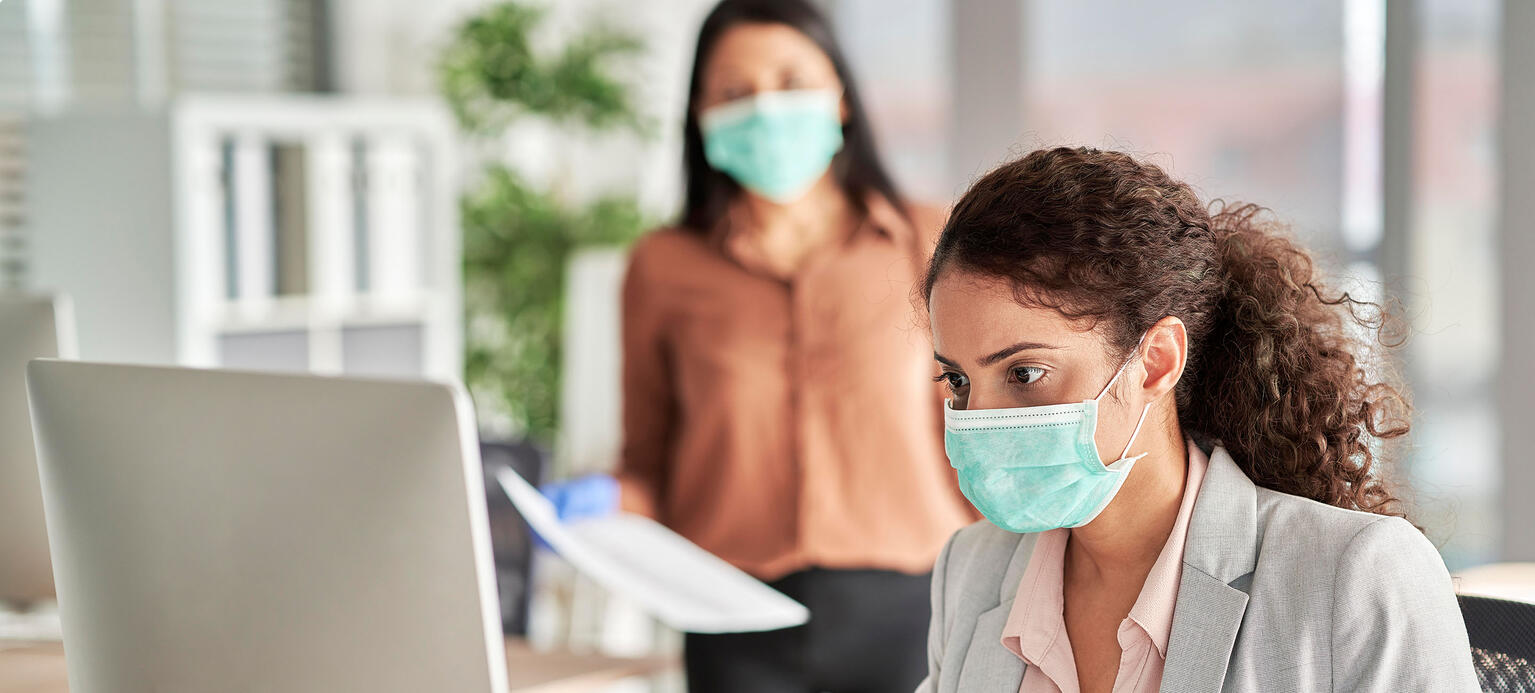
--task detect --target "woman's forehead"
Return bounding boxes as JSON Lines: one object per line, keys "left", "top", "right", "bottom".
{"left": 704, "top": 23, "right": 836, "bottom": 78}
{"left": 929, "top": 272, "right": 1102, "bottom": 360}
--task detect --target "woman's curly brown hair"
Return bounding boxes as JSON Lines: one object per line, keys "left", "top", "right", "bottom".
{"left": 924, "top": 146, "right": 1412, "bottom": 520}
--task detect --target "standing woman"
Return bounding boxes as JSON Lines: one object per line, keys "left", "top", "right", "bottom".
{"left": 542, "top": 0, "right": 976, "bottom": 690}
{"left": 918, "top": 147, "right": 1477, "bottom": 692}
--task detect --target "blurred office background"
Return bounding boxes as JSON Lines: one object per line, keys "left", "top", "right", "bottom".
{"left": 0, "top": 0, "right": 1530, "bottom": 672}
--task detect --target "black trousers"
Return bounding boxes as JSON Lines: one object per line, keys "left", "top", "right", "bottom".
{"left": 684, "top": 568, "right": 932, "bottom": 693}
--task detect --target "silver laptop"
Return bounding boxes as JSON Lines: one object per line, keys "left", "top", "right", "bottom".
{"left": 0, "top": 294, "right": 76, "bottom": 606}
{"left": 26, "top": 361, "right": 509, "bottom": 692}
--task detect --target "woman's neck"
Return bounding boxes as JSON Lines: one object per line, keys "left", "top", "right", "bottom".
{"left": 738, "top": 172, "right": 850, "bottom": 237}
{"left": 1066, "top": 414, "right": 1190, "bottom": 585}
{"left": 728, "top": 172, "right": 855, "bottom": 278}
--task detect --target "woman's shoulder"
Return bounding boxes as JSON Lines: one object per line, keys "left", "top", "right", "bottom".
{"left": 626, "top": 226, "right": 712, "bottom": 281}
{"left": 1249, "top": 480, "right": 1473, "bottom": 688}
{"left": 883, "top": 199, "right": 949, "bottom": 250}
{"left": 631, "top": 225, "right": 705, "bottom": 258}
{"left": 1253, "top": 484, "right": 1423, "bottom": 550}
{"left": 1252, "top": 485, "right": 1447, "bottom": 590}
{"left": 902, "top": 200, "right": 949, "bottom": 232}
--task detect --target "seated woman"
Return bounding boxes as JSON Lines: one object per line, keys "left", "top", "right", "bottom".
{"left": 917, "top": 147, "right": 1477, "bottom": 692}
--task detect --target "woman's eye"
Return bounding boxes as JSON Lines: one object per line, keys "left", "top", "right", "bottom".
{"left": 717, "top": 84, "right": 751, "bottom": 102}
{"left": 936, "top": 372, "right": 968, "bottom": 393}
{"left": 1012, "top": 367, "right": 1045, "bottom": 385}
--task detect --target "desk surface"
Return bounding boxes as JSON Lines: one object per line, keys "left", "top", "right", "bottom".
{"left": 1455, "top": 562, "right": 1535, "bottom": 605}
{"left": 0, "top": 638, "right": 676, "bottom": 693}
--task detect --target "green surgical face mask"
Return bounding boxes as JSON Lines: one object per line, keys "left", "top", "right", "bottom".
{"left": 943, "top": 342, "right": 1154, "bottom": 534}
{"left": 700, "top": 89, "right": 844, "bottom": 203}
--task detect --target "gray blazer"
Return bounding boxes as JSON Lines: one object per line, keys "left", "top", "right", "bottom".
{"left": 917, "top": 445, "right": 1479, "bottom": 692}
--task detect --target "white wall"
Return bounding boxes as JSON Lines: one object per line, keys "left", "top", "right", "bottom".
{"left": 27, "top": 111, "right": 178, "bottom": 365}
{"left": 328, "top": 0, "right": 718, "bottom": 219}
{"left": 1498, "top": 0, "right": 1535, "bottom": 562}
{"left": 559, "top": 248, "right": 626, "bottom": 475}
{"left": 327, "top": 0, "right": 497, "bottom": 98}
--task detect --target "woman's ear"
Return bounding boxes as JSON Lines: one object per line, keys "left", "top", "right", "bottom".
{"left": 1139, "top": 316, "right": 1188, "bottom": 401}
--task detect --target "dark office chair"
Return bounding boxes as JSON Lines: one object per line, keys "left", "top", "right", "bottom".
{"left": 1459, "top": 594, "right": 1535, "bottom": 692}
{"left": 479, "top": 438, "right": 546, "bottom": 636}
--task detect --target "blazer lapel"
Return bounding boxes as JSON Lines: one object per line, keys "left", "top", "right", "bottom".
{"left": 1160, "top": 446, "right": 1258, "bottom": 693}
{"left": 1159, "top": 567, "right": 1250, "bottom": 692}
{"left": 955, "top": 602, "right": 1027, "bottom": 691}
{"left": 995, "top": 531, "right": 1041, "bottom": 604}
{"left": 943, "top": 531, "right": 1038, "bottom": 692}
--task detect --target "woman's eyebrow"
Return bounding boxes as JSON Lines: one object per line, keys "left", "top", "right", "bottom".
{"left": 978, "top": 341, "right": 1060, "bottom": 367}
{"left": 933, "top": 342, "right": 1060, "bottom": 369}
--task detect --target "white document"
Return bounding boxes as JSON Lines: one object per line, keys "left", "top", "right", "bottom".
{"left": 495, "top": 468, "right": 810, "bottom": 634}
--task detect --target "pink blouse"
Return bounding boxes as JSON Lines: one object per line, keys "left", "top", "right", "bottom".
{"left": 1000, "top": 439, "right": 1210, "bottom": 693}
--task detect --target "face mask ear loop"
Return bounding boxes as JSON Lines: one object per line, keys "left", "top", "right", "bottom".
{"left": 1093, "top": 332, "right": 1149, "bottom": 402}
{"left": 1095, "top": 332, "right": 1152, "bottom": 462}
{"left": 1119, "top": 401, "right": 1153, "bottom": 461}
{"left": 1093, "top": 360, "right": 1127, "bottom": 402}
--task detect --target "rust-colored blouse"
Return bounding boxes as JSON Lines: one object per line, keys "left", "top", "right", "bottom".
{"left": 616, "top": 195, "right": 978, "bottom": 580}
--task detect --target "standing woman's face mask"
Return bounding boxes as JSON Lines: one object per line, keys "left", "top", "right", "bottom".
{"left": 929, "top": 271, "right": 1166, "bottom": 533}
{"left": 696, "top": 23, "right": 848, "bottom": 203}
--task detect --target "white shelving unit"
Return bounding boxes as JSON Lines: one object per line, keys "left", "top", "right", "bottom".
{"left": 28, "top": 95, "right": 461, "bottom": 380}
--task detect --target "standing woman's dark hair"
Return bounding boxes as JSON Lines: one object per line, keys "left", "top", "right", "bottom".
{"left": 681, "top": 0, "right": 907, "bottom": 231}
{"left": 923, "top": 146, "right": 1413, "bottom": 519}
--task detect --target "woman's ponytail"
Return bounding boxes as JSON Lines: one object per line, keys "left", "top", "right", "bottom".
{"left": 1183, "top": 202, "right": 1411, "bottom": 517}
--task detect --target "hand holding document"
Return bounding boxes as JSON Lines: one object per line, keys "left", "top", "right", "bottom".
{"left": 495, "top": 467, "right": 810, "bottom": 634}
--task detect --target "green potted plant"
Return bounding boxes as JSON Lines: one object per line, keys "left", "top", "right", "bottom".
{"left": 440, "top": 2, "right": 650, "bottom": 444}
